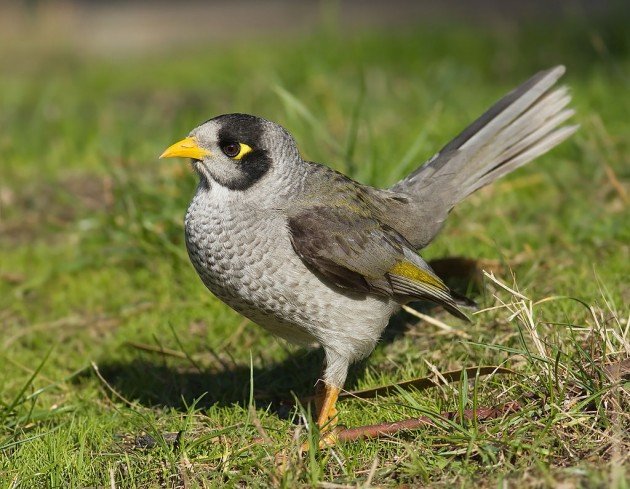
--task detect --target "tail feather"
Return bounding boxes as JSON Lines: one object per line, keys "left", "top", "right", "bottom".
{"left": 476, "top": 124, "right": 578, "bottom": 191}
{"left": 464, "top": 87, "right": 577, "bottom": 194}
{"left": 389, "top": 65, "right": 578, "bottom": 249}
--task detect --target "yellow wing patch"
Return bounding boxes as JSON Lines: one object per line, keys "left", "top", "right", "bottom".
{"left": 389, "top": 261, "right": 447, "bottom": 290}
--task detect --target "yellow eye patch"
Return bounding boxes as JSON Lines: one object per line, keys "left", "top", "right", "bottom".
{"left": 222, "top": 142, "right": 254, "bottom": 160}
{"left": 233, "top": 143, "right": 253, "bottom": 160}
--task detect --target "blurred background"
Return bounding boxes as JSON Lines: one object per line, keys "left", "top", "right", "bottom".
{"left": 1, "top": 1, "right": 627, "bottom": 71}
{"left": 1, "top": 0, "right": 627, "bottom": 240}
{"left": 1, "top": 0, "right": 628, "bottom": 409}
{"left": 0, "top": 1, "right": 628, "bottom": 484}
{"left": 1, "top": 0, "right": 622, "bottom": 55}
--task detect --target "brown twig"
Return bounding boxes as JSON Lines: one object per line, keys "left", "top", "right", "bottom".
{"left": 335, "top": 401, "right": 521, "bottom": 442}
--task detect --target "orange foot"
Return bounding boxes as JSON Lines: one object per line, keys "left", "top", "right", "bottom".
{"left": 301, "top": 382, "right": 341, "bottom": 451}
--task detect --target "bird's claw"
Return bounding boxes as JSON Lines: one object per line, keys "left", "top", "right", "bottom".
{"left": 299, "top": 426, "right": 340, "bottom": 452}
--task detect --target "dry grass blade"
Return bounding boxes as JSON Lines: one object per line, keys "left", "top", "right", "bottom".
{"left": 335, "top": 366, "right": 516, "bottom": 401}
{"left": 603, "top": 358, "right": 630, "bottom": 381}
{"left": 402, "top": 305, "right": 469, "bottom": 336}
{"left": 249, "top": 405, "right": 273, "bottom": 446}
{"left": 124, "top": 340, "right": 188, "bottom": 359}
{"left": 91, "top": 362, "right": 138, "bottom": 409}
{"left": 603, "top": 163, "right": 628, "bottom": 204}
{"left": 482, "top": 270, "right": 529, "bottom": 300}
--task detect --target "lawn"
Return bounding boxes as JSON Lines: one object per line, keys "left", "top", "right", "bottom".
{"left": 1, "top": 6, "right": 628, "bottom": 488}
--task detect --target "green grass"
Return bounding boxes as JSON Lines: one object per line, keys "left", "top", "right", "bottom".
{"left": 1, "top": 9, "right": 629, "bottom": 488}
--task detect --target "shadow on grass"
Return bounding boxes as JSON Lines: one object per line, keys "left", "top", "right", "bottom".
{"left": 84, "top": 259, "right": 482, "bottom": 417}
{"left": 89, "top": 310, "right": 459, "bottom": 421}
{"left": 87, "top": 311, "right": 414, "bottom": 418}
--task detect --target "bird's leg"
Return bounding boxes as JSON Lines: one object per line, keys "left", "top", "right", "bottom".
{"left": 314, "top": 377, "right": 326, "bottom": 416}
{"left": 301, "top": 381, "right": 340, "bottom": 451}
{"left": 301, "top": 352, "right": 347, "bottom": 450}
{"left": 315, "top": 381, "right": 340, "bottom": 429}
{"left": 313, "top": 352, "right": 348, "bottom": 448}
{"left": 313, "top": 360, "right": 337, "bottom": 425}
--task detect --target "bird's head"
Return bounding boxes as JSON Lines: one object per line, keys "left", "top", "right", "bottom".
{"left": 160, "top": 113, "right": 300, "bottom": 191}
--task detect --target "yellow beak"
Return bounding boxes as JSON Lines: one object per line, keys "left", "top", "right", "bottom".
{"left": 159, "top": 136, "right": 212, "bottom": 160}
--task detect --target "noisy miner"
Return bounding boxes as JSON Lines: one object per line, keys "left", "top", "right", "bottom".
{"left": 160, "top": 66, "right": 577, "bottom": 440}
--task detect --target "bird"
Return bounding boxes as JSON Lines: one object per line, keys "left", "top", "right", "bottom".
{"left": 160, "top": 66, "right": 577, "bottom": 443}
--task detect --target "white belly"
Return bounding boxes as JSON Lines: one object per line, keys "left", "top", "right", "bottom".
{"left": 184, "top": 187, "right": 397, "bottom": 362}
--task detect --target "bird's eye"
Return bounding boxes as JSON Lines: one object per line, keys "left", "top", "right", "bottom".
{"left": 222, "top": 143, "right": 241, "bottom": 158}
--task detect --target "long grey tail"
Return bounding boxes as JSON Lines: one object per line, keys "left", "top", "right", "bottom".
{"left": 390, "top": 66, "right": 578, "bottom": 249}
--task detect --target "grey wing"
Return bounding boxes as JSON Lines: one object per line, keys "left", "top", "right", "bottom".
{"left": 287, "top": 206, "right": 469, "bottom": 319}
{"left": 287, "top": 205, "right": 399, "bottom": 294}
